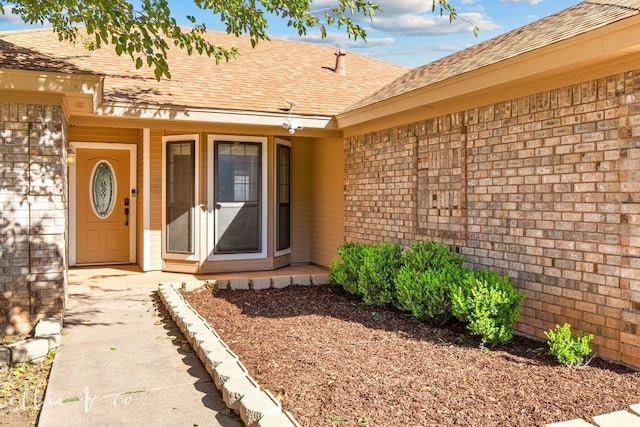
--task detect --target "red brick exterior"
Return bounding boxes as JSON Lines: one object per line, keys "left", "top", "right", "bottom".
{"left": 0, "top": 103, "right": 67, "bottom": 334}
{"left": 344, "top": 69, "right": 640, "bottom": 368}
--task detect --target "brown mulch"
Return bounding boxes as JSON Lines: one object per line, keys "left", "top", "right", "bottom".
{"left": 182, "top": 284, "right": 640, "bottom": 427}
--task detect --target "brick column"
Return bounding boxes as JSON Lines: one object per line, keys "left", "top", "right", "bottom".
{"left": 0, "top": 103, "right": 67, "bottom": 335}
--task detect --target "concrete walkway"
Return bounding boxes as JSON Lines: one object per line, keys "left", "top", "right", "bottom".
{"left": 38, "top": 265, "right": 252, "bottom": 427}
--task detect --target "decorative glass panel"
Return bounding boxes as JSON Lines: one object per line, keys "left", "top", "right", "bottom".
{"left": 92, "top": 161, "right": 116, "bottom": 218}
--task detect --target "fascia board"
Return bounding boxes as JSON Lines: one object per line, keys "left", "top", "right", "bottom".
{"left": 93, "top": 101, "right": 336, "bottom": 129}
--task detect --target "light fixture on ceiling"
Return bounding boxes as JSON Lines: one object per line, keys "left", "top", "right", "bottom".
{"left": 282, "top": 99, "right": 303, "bottom": 135}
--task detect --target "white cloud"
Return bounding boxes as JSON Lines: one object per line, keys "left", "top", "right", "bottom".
{"left": 310, "top": 0, "right": 433, "bottom": 20}
{"left": 501, "top": 0, "right": 545, "bottom": 4}
{"left": 371, "top": 12, "right": 499, "bottom": 36}
{"left": 0, "top": 6, "right": 25, "bottom": 24}
{"left": 279, "top": 30, "right": 396, "bottom": 50}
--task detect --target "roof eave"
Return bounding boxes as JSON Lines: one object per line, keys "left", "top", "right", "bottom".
{"left": 337, "top": 13, "right": 640, "bottom": 134}
{"left": 88, "top": 101, "right": 337, "bottom": 130}
{"left": 0, "top": 68, "right": 103, "bottom": 117}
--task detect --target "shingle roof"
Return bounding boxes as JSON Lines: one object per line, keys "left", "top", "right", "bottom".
{"left": 0, "top": 28, "right": 407, "bottom": 117}
{"left": 345, "top": 0, "right": 640, "bottom": 113}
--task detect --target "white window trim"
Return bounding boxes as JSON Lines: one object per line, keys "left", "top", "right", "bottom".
{"left": 208, "top": 134, "right": 268, "bottom": 261}
{"left": 274, "top": 138, "right": 292, "bottom": 257}
{"left": 69, "top": 142, "right": 137, "bottom": 266}
{"left": 162, "top": 134, "right": 200, "bottom": 261}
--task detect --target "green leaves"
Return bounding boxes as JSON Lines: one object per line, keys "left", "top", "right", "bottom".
{"left": 331, "top": 240, "right": 525, "bottom": 346}
{"left": 451, "top": 270, "right": 525, "bottom": 346}
{"left": 545, "top": 323, "right": 594, "bottom": 367}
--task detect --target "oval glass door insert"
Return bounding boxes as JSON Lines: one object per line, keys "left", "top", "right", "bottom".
{"left": 91, "top": 161, "right": 116, "bottom": 218}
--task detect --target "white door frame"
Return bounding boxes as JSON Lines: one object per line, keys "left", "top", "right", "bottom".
{"left": 69, "top": 142, "right": 137, "bottom": 266}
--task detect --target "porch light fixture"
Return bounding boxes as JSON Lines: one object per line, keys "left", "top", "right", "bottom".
{"left": 282, "top": 100, "right": 303, "bottom": 135}
{"left": 66, "top": 147, "right": 76, "bottom": 165}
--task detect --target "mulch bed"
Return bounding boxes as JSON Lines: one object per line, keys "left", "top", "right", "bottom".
{"left": 1, "top": 335, "right": 53, "bottom": 426}
{"left": 182, "top": 284, "right": 640, "bottom": 427}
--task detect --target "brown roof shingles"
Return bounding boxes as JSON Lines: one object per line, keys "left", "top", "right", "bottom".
{"left": 0, "top": 28, "right": 407, "bottom": 117}
{"left": 345, "top": 0, "right": 640, "bottom": 113}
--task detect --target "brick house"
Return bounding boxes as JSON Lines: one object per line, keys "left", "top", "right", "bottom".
{"left": 1, "top": 0, "right": 639, "bottom": 368}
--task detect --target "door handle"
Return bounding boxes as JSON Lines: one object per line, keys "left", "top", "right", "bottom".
{"left": 124, "top": 206, "right": 129, "bottom": 226}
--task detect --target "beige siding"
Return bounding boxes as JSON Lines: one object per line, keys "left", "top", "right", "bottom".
{"left": 69, "top": 126, "right": 140, "bottom": 144}
{"left": 311, "top": 137, "right": 344, "bottom": 267}
{"left": 147, "top": 130, "right": 164, "bottom": 269}
{"left": 290, "top": 138, "right": 312, "bottom": 264}
{"left": 136, "top": 129, "right": 144, "bottom": 268}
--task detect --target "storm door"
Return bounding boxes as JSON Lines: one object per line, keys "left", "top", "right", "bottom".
{"left": 214, "top": 141, "right": 262, "bottom": 254}
{"left": 165, "top": 140, "right": 195, "bottom": 255}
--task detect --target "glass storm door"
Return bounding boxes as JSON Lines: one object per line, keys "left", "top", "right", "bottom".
{"left": 165, "top": 140, "right": 195, "bottom": 254}
{"left": 214, "top": 142, "right": 261, "bottom": 254}
{"left": 76, "top": 148, "right": 130, "bottom": 264}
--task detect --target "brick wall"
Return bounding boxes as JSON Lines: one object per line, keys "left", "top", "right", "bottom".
{"left": 344, "top": 69, "right": 640, "bottom": 368}
{"left": 0, "top": 103, "right": 67, "bottom": 334}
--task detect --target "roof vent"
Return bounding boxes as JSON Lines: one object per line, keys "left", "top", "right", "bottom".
{"left": 334, "top": 50, "right": 347, "bottom": 75}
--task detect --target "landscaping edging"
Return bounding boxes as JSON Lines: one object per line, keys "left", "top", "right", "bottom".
{"left": 158, "top": 273, "right": 330, "bottom": 427}
{"left": 0, "top": 318, "right": 62, "bottom": 366}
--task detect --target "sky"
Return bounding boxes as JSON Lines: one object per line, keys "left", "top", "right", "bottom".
{"left": 0, "top": 0, "right": 583, "bottom": 69}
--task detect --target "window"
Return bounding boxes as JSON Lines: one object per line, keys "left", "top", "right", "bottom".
{"left": 276, "top": 144, "right": 291, "bottom": 252}
{"left": 163, "top": 136, "right": 198, "bottom": 257}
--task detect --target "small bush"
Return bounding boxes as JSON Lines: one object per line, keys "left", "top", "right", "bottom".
{"left": 545, "top": 323, "right": 594, "bottom": 367}
{"left": 394, "top": 241, "right": 466, "bottom": 325}
{"left": 451, "top": 269, "right": 525, "bottom": 346}
{"left": 329, "top": 242, "right": 373, "bottom": 296}
{"left": 358, "top": 242, "right": 403, "bottom": 307}
{"left": 402, "top": 240, "right": 465, "bottom": 272}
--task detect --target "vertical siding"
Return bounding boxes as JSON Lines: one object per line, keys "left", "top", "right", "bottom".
{"left": 136, "top": 129, "right": 144, "bottom": 268}
{"left": 148, "top": 130, "right": 164, "bottom": 269}
{"left": 311, "top": 137, "right": 345, "bottom": 267}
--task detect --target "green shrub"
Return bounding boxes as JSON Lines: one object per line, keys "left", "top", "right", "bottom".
{"left": 545, "top": 323, "right": 594, "bottom": 367}
{"left": 402, "top": 240, "right": 465, "bottom": 272}
{"left": 329, "top": 242, "right": 373, "bottom": 296}
{"left": 394, "top": 241, "right": 466, "bottom": 325}
{"left": 451, "top": 269, "right": 525, "bottom": 346}
{"left": 357, "top": 242, "right": 403, "bottom": 307}
{"left": 394, "top": 268, "right": 452, "bottom": 325}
